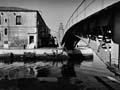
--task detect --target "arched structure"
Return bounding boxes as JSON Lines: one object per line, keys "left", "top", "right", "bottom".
{"left": 62, "top": 1, "right": 120, "bottom": 68}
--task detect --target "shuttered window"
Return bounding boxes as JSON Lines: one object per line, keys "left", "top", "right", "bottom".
{"left": 4, "top": 28, "right": 7, "bottom": 35}
{"left": 16, "top": 15, "right": 22, "bottom": 25}
{"left": 0, "top": 16, "right": 1, "bottom": 25}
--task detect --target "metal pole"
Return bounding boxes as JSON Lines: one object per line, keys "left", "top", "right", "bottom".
{"left": 118, "top": 45, "right": 120, "bottom": 68}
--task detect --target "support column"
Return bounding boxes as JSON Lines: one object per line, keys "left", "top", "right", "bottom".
{"left": 118, "top": 44, "right": 120, "bottom": 68}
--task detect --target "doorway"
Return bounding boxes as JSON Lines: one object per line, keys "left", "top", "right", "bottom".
{"left": 29, "top": 36, "right": 34, "bottom": 44}
{"left": 28, "top": 35, "right": 35, "bottom": 49}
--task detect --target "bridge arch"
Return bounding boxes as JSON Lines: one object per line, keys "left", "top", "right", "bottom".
{"left": 62, "top": 1, "right": 120, "bottom": 49}
{"left": 62, "top": 1, "right": 120, "bottom": 68}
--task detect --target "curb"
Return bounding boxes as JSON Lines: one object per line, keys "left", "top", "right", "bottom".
{"left": 107, "top": 65, "right": 120, "bottom": 76}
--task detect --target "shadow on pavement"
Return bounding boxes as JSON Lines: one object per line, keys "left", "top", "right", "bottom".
{"left": 0, "top": 78, "right": 79, "bottom": 90}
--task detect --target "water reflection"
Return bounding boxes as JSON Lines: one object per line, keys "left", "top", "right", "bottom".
{"left": 61, "top": 49, "right": 86, "bottom": 78}
{"left": 0, "top": 47, "right": 95, "bottom": 80}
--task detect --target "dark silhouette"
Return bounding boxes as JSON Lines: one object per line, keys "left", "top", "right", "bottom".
{"left": 61, "top": 31, "right": 85, "bottom": 78}
{"left": 62, "top": 33, "right": 80, "bottom": 50}
{"left": 29, "top": 67, "right": 35, "bottom": 76}
{"left": 10, "top": 53, "right": 14, "bottom": 64}
{"left": 23, "top": 52, "right": 36, "bottom": 63}
{"left": 61, "top": 49, "right": 85, "bottom": 78}
{"left": 0, "top": 78, "right": 78, "bottom": 90}
{"left": 23, "top": 44, "right": 26, "bottom": 49}
{"left": 36, "top": 67, "right": 50, "bottom": 77}
{"left": 61, "top": 63, "right": 76, "bottom": 77}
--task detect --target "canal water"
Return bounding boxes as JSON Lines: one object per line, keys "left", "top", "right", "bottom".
{"left": 0, "top": 45, "right": 113, "bottom": 80}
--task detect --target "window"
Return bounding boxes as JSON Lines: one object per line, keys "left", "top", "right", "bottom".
{"left": 5, "top": 19, "right": 7, "bottom": 23}
{"left": 0, "top": 32, "right": 1, "bottom": 41}
{"left": 4, "top": 41, "right": 8, "bottom": 44}
{"left": 4, "top": 28, "right": 7, "bottom": 35}
{"left": 1, "top": 13, "right": 3, "bottom": 15}
{"left": 16, "top": 15, "right": 22, "bottom": 25}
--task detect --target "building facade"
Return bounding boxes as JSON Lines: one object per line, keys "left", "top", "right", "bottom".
{"left": 0, "top": 7, "right": 50, "bottom": 49}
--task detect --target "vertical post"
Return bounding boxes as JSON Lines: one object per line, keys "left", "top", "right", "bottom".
{"left": 109, "top": 50, "right": 111, "bottom": 66}
{"left": 118, "top": 45, "right": 120, "bottom": 68}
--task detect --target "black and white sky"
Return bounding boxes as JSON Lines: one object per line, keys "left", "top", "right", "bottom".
{"left": 0, "top": 0, "right": 81, "bottom": 36}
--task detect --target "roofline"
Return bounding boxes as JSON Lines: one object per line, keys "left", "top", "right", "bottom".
{"left": 0, "top": 10, "right": 38, "bottom": 12}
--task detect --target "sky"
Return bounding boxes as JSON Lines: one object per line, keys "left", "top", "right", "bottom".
{"left": 0, "top": 0, "right": 81, "bottom": 36}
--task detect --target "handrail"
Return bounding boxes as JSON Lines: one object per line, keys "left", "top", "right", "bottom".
{"left": 65, "top": 0, "right": 96, "bottom": 30}
{"left": 65, "top": 0, "right": 86, "bottom": 29}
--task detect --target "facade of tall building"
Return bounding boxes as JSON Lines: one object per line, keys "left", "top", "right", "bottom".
{"left": 0, "top": 7, "right": 50, "bottom": 49}
{"left": 58, "top": 23, "right": 64, "bottom": 45}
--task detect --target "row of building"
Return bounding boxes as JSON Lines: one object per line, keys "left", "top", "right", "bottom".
{"left": 0, "top": 7, "right": 55, "bottom": 49}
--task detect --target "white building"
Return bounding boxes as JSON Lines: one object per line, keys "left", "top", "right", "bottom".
{"left": 0, "top": 7, "right": 50, "bottom": 49}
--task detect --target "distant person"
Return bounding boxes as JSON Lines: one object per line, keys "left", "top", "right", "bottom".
{"left": 10, "top": 52, "right": 14, "bottom": 64}
{"left": 54, "top": 37, "right": 59, "bottom": 47}
{"left": 23, "top": 44, "right": 26, "bottom": 49}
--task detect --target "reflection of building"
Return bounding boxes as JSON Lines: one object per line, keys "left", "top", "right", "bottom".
{"left": 0, "top": 7, "right": 50, "bottom": 49}
{"left": 58, "top": 23, "right": 64, "bottom": 45}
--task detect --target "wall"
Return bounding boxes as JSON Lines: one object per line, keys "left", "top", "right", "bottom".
{"left": 0, "top": 11, "right": 37, "bottom": 48}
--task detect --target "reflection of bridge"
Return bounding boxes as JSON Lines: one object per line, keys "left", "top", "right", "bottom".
{"left": 62, "top": 0, "right": 120, "bottom": 68}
